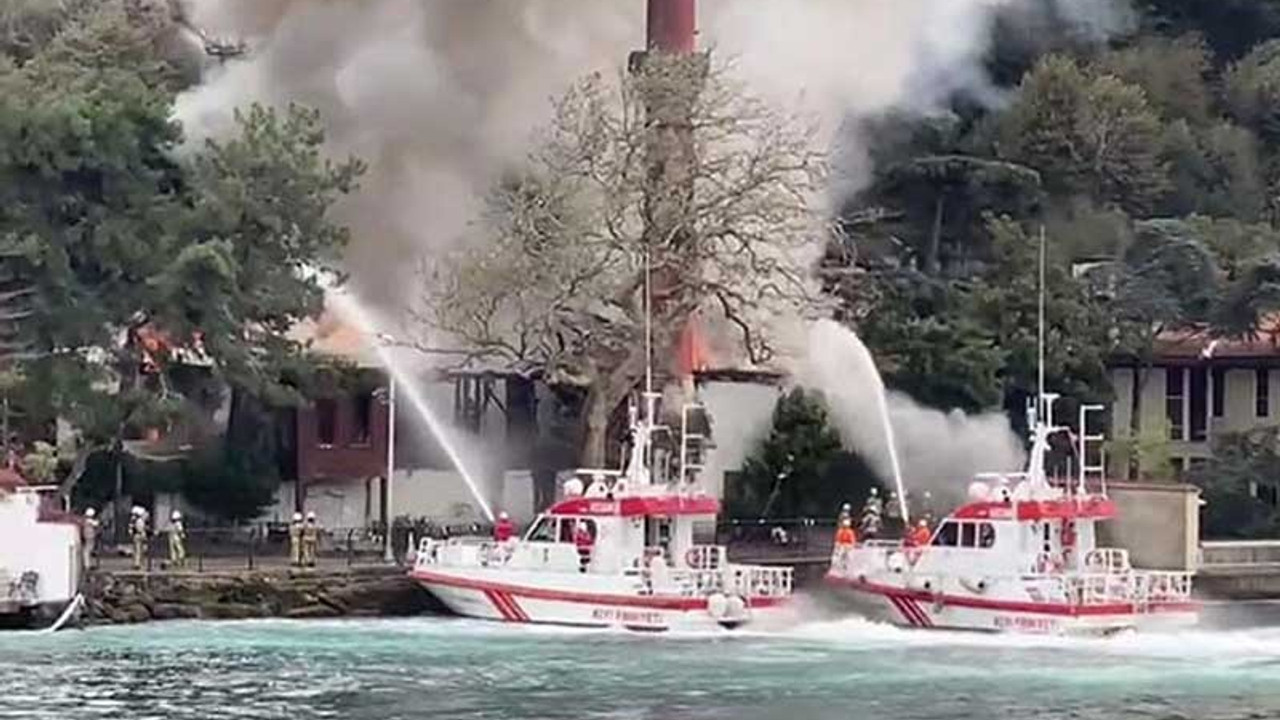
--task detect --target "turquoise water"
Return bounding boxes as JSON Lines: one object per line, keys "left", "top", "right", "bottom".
{"left": 1, "top": 610, "right": 1278, "bottom": 720}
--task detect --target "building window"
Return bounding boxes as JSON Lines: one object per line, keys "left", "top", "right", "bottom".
{"left": 1166, "top": 367, "right": 1185, "bottom": 441}
{"left": 316, "top": 398, "right": 337, "bottom": 447}
{"left": 1258, "top": 368, "right": 1270, "bottom": 418}
{"left": 1189, "top": 368, "right": 1208, "bottom": 442}
{"left": 1258, "top": 482, "right": 1280, "bottom": 508}
{"left": 1169, "top": 457, "right": 1185, "bottom": 477}
{"left": 351, "top": 391, "right": 373, "bottom": 446}
{"left": 1211, "top": 367, "right": 1226, "bottom": 418}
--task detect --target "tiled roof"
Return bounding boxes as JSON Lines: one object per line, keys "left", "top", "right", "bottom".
{"left": 1152, "top": 314, "right": 1280, "bottom": 360}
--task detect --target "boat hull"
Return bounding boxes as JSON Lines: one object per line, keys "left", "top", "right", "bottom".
{"left": 412, "top": 568, "right": 788, "bottom": 632}
{"left": 825, "top": 574, "right": 1199, "bottom": 635}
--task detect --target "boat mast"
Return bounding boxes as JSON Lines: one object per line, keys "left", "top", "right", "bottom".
{"left": 1038, "top": 225, "right": 1046, "bottom": 423}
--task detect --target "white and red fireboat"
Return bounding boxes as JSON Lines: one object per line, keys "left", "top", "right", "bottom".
{"left": 411, "top": 393, "right": 794, "bottom": 631}
{"left": 0, "top": 470, "right": 84, "bottom": 630}
{"left": 825, "top": 395, "right": 1200, "bottom": 635}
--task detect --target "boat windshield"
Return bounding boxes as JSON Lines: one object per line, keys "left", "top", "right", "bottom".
{"left": 526, "top": 517, "right": 555, "bottom": 543}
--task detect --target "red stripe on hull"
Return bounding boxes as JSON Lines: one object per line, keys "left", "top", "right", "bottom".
{"left": 826, "top": 574, "right": 1200, "bottom": 618}
{"left": 484, "top": 589, "right": 516, "bottom": 621}
{"left": 413, "top": 569, "right": 789, "bottom": 611}
{"left": 887, "top": 595, "right": 920, "bottom": 627}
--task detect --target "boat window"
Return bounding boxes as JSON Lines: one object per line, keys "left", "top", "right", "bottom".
{"left": 932, "top": 521, "right": 960, "bottom": 547}
{"left": 525, "top": 517, "right": 555, "bottom": 543}
{"left": 961, "top": 523, "right": 977, "bottom": 548}
{"left": 978, "top": 523, "right": 996, "bottom": 548}
{"left": 559, "top": 518, "right": 597, "bottom": 542}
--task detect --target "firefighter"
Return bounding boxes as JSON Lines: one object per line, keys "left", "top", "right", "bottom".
{"left": 906, "top": 519, "right": 932, "bottom": 548}
{"left": 834, "top": 518, "right": 858, "bottom": 570}
{"left": 885, "top": 491, "right": 903, "bottom": 537}
{"left": 82, "top": 508, "right": 100, "bottom": 571}
{"left": 837, "top": 502, "right": 853, "bottom": 527}
{"left": 860, "top": 489, "right": 883, "bottom": 540}
{"left": 167, "top": 510, "right": 187, "bottom": 568}
{"left": 129, "top": 506, "right": 149, "bottom": 570}
{"left": 302, "top": 511, "right": 320, "bottom": 568}
{"left": 573, "top": 520, "right": 594, "bottom": 573}
{"left": 493, "top": 511, "right": 515, "bottom": 543}
{"left": 289, "top": 512, "right": 304, "bottom": 567}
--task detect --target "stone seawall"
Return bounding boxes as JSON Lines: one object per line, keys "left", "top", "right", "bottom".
{"left": 85, "top": 566, "right": 446, "bottom": 625}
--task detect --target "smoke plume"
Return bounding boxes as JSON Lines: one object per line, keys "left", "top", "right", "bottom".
{"left": 173, "top": 0, "right": 1131, "bottom": 306}
{"left": 793, "top": 320, "right": 1025, "bottom": 504}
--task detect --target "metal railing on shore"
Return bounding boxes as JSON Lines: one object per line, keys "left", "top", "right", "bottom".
{"left": 87, "top": 517, "right": 849, "bottom": 573}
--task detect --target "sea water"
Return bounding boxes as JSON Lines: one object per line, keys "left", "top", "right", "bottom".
{"left": 1, "top": 611, "right": 1278, "bottom": 720}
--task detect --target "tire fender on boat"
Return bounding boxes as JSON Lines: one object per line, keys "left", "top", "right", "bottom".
{"left": 725, "top": 595, "right": 748, "bottom": 620}
{"left": 707, "top": 592, "right": 729, "bottom": 619}
{"left": 959, "top": 577, "right": 990, "bottom": 594}
{"left": 886, "top": 550, "right": 907, "bottom": 573}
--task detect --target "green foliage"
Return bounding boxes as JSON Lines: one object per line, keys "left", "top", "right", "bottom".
{"left": 19, "top": 439, "right": 56, "bottom": 482}
{"left": 1187, "top": 426, "right": 1280, "bottom": 539}
{"left": 1106, "top": 421, "right": 1175, "bottom": 482}
{"left": 837, "top": 12, "right": 1280, "bottom": 446}
{"left": 0, "top": 3, "right": 362, "bottom": 515}
{"left": 999, "top": 55, "right": 1170, "bottom": 214}
{"left": 729, "top": 388, "right": 881, "bottom": 519}
{"left": 1095, "top": 35, "right": 1213, "bottom": 126}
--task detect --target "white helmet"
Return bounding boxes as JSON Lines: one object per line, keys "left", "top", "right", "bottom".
{"left": 499, "top": 511, "right": 509, "bottom": 520}
{"left": 85, "top": 508, "right": 96, "bottom": 518}
{"left": 306, "top": 511, "right": 316, "bottom": 520}
{"left": 870, "top": 488, "right": 879, "bottom": 496}
{"left": 171, "top": 510, "right": 182, "bottom": 521}
{"left": 131, "top": 505, "right": 143, "bottom": 516}
{"left": 293, "top": 512, "right": 303, "bottom": 522}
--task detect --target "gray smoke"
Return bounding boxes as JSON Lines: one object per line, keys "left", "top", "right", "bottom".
{"left": 792, "top": 320, "right": 1025, "bottom": 505}
{"left": 173, "top": 0, "right": 1130, "bottom": 306}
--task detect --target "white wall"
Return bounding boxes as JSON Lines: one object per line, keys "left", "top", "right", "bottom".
{"left": 305, "top": 480, "right": 375, "bottom": 529}
{"left": 698, "top": 380, "right": 782, "bottom": 498}
{"left": 391, "top": 468, "right": 534, "bottom": 523}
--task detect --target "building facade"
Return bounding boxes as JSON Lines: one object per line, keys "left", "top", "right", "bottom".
{"left": 1109, "top": 320, "right": 1280, "bottom": 505}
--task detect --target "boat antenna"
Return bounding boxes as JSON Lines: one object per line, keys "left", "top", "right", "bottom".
{"left": 1037, "top": 224, "right": 1047, "bottom": 423}
{"left": 644, "top": 246, "right": 653, "bottom": 398}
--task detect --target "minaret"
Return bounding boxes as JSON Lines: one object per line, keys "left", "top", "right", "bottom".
{"left": 647, "top": 0, "right": 697, "bottom": 55}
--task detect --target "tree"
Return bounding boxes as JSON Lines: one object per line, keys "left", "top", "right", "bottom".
{"left": 1161, "top": 121, "right": 1265, "bottom": 221}
{"left": 729, "top": 388, "right": 880, "bottom": 519}
{"left": 1187, "top": 426, "right": 1280, "bottom": 539}
{"left": 419, "top": 59, "right": 827, "bottom": 464}
{"left": 999, "top": 55, "right": 1170, "bottom": 214}
{"left": 864, "top": 155, "right": 1041, "bottom": 275}
{"left": 0, "top": 4, "right": 363, "bottom": 511}
{"left": 1095, "top": 35, "right": 1213, "bottom": 127}
{"left": 843, "top": 268, "right": 1006, "bottom": 413}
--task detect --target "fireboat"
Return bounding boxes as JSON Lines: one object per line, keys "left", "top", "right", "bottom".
{"left": 411, "top": 390, "right": 795, "bottom": 631}
{"left": 825, "top": 391, "right": 1200, "bottom": 635}
{"left": 0, "top": 472, "right": 84, "bottom": 630}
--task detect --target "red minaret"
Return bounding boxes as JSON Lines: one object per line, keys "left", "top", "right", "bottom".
{"left": 647, "top": 0, "right": 696, "bottom": 55}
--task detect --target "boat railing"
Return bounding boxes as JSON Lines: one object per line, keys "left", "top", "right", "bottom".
{"left": 685, "top": 545, "right": 726, "bottom": 570}
{"left": 1058, "top": 570, "right": 1194, "bottom": 607}
{"left": 1083, "top": 548, "right": 1132, "bottom": 575}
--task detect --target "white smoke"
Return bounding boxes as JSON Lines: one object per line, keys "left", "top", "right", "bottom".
{"left": 792, "top": 320, "right": 1025, "bottom": 504}
{"left": 172, "top": 0, "right": 1131, "bottom": 305}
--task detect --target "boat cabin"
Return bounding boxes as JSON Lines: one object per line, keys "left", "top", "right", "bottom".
{"left": 918, "top": 481, "right": 1118, "bottom": 577}
{"left": 521, "top": 476, "right": 723, "bottom": 575}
